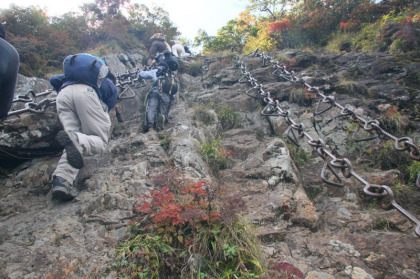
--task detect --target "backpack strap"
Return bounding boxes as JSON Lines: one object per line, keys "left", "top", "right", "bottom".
{"left": 69, "top": 55, "right": 77, "bottom": 65}
{"left": 69, "top": 54, "right": 99, "bottom": 72}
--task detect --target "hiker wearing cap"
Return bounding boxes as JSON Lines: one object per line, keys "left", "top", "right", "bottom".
{"left": 49, "top": 53, "right": 117, "bottom": 202}
{"left": 0, "top": 23, "right": 20, "bottom": 122}
{"left": 147, "top": 33, "right": 171, "bottom": 66}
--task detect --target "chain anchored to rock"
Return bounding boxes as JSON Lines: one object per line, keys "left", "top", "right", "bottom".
{"left": 115, "top": 68, "right": 147, "bottom": 99}
{"left": 8, "top": 89, "right": 56, "bottom": 117}
{"left": 235, "top": 50, "right": 420, "bottom": 237}
{"left": 6, "top": 69, "right": 146, "bottom": 118}
{"left": 251, "top": 50, "right": 420, "bottom": 161}
{"left": 8, "top": 98, "right": 56, "bottom": 116}
{"left": 12, "top": 89, "right": 54, "bottom": 104}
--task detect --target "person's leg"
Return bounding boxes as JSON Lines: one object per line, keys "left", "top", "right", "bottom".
{"left": 156, "top": 92, "right": 171, "bottom": 130}
{"left": 52, "top": 85, "right": 83, "bottom": 201}
{"left": 53, "top": 85, "right": 83, "bottom": 184}
{"left": 52, "top": 84, "right": 111, "bottom": 201}
{"left": 159, "top": 92, "right": 171, "bottom": 121}
{"left": 144, "top": 90, "right": 160, "bottom": 132}
{"left": 72, "top": 85, "right": 111, "bottom": 155}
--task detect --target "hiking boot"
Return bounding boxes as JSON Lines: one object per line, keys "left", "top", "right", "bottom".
{"left": 156, "top": 114, "right": 165, "bottom": 131}
{"left": 56, "top": 130, "right": 84, "bottom": 169}
{"left": 51, "top": 176, "right": 79, "bottom": 202}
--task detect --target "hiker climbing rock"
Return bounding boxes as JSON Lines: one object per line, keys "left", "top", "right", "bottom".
{"left": 139, "top": 51, "right": 179, "bottom": 133}
{"left": 147, "top": 33, "right": 171, "bottom": 66}
{"left": 49, "top": 53, "right": 117, "bottom": 202}
{"left": 0, "top": 23, "right": 20, "bottom": 122}
{"left": 171, "top": 40, "right": 186, "bottom": 57}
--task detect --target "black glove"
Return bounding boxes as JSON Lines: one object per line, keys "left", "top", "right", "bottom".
{"left": 156, "top": 66, "right": 167, "bottom": 77}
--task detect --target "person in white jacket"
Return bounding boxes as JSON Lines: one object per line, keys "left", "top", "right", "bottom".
{"left": 171, "top": 40, "right": 186, "bottom": 57}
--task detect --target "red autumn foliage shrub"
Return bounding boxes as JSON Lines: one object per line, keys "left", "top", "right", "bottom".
{"left": 269, "top": 18, "right": 293, "bottom": 33}
{"left": 270, "top": 262, "right": 304, "bottom": 279}
{"left": 348, "top": 2, "right": 392, "bottom": 24}
{"left": 339, "top": 19, "right": 361, "bottom": 33}
{"left": 132, "top": 180, "right": 222, "bottom": 231}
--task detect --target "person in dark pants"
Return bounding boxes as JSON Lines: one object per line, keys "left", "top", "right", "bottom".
{"left": 0, "top": 23, "right": 20, "bottom": 122}
{"left": 139, "top": 62, "right": 172, "bottom": 133}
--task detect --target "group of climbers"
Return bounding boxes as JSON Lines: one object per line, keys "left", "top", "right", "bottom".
{"left": 0, "top": 26, "right": 187, "bottom": 202}
{"left": 146, "top": 33, "right": 191, "bottom": 66}
{"left": 48, "top": 33, "right": 182, "bottom": 202}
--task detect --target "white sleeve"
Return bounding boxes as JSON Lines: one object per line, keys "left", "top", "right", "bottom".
{"left": 165, "top": 42, "right": 171, "bottom": 52}
{"left": 171, "top": 45, "right": 179, "bottom": 57}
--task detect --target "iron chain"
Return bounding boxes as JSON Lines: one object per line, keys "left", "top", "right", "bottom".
{"left": 236, "top": 50, "right": 420, "bottom": 237}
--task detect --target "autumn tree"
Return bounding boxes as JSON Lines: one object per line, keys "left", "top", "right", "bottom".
{"left": 299, "top": 0, "right": 371, "bottom": 45}
{"left": 198, "top": 19, "right": 246, "bottom": 53}
{"left": 0, "top": 5, "right": 50, "bottom": 76}
{"left": 46, "top": 13, "right": 91, "bottom": 66}
{"left": 247, "top": 0, "right": 299, "bottom": 20}
{"left": 127, "top": 4, "right": 179, "bottom": 47}
{"left": 0, "top": 4, "right": 49, "bottom": 37}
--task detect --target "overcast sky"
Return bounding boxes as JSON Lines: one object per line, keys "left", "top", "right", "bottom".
{"left": 0, "top": 0, "right": 248, "bottom": 41}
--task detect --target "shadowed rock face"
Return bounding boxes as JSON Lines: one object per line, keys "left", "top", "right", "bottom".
{"left": 0, "top": 50, "right": 419, "bottom": 278}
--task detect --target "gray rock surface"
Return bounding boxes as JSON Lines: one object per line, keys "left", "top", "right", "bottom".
{"left": 0, "top": 50, "right": 419, "bottom": 278}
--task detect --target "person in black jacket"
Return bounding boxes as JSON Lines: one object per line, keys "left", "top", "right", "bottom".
{"left": 0, "top": 23, "right": 19, "bottom": 122}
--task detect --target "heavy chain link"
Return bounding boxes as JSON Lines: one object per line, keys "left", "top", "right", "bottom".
{"left": 6, "top": 68, "right": 146, "bottom": 118}
{"left": 12, "top": 89, "right": 54, "bottom": 104}
{"left": 236, "top": 49, "right": 420, "bottom": 237}
{"left": 115, "top": 68, "right": 147, "bottom": 99}
{"left": 251, "top": 50, "right": 420, "bottom": 160}
{"left": 8, "top": 89, "right": 56, "bottom": 117}
{"left": 8, "top": 98, "right": 57, "bottom": 116}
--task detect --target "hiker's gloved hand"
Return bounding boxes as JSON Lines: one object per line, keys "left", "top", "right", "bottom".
{"left": 156, "top": 66, "right": 167, "bottom": 77}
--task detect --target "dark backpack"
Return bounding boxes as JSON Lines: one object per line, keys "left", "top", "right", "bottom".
{"left": 157, "top": 71, "right": 178, "bottom": 95}
{"left": 162, "top": 51, "right": 179, "bottom": 71}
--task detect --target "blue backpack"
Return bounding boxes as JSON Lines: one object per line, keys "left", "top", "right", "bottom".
{"left": 61, "top": 53, "right": 117, "bottom": 111}
{"left": 63, "top": 53, "right": 107, "bottom": 91}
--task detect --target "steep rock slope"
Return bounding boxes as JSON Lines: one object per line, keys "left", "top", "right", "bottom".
{"left": 0, "top": 50, "right": 419, "bottom": 279}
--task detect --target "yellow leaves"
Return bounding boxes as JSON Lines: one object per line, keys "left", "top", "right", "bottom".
{"left": 166, "top": 226, "right": 176, "bottom": 233}
{"left": 243, "top": 20, "right": 277, "bottom": 53}
{"left": 177, "top": 235, "right": 184, "bottom": 244}
{"left": 238, "top": 10, "right": 256, "bottom": 32}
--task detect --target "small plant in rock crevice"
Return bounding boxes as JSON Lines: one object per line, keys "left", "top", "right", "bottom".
{"left": 199, "top": 138, "right": 234, "bottom": 175}
{"left": 288, "top": 88, "right": 316, "bottom": 107}
{"left": 192, "top": 104, "right": 216, "bottom": 126}
{"left": 377, "top": 105, "right": 410, "bottom": 136}
{"left": 158, "top": 131, "right": 172, "bottom": 151}
{"left": 194, "top": 102, "right": 240, "bottom": 131}
{"left": 182, "top": 60, "right": 203, "bottom": 77}
{"left": 286, "top": 143, "right": 312, "bottom": 169}
{"left": 213, "top": 103, "right": 240, "bottom": 131}
{"left": 110, "top": 174, "right": 264, "bottom": 278}
{"left": 361, "top": 139, "right": 420, "bottom": 214}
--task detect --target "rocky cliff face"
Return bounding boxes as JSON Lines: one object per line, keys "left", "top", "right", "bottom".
{"left": 0, "top": 49, "right": 419, "bottom": 279}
